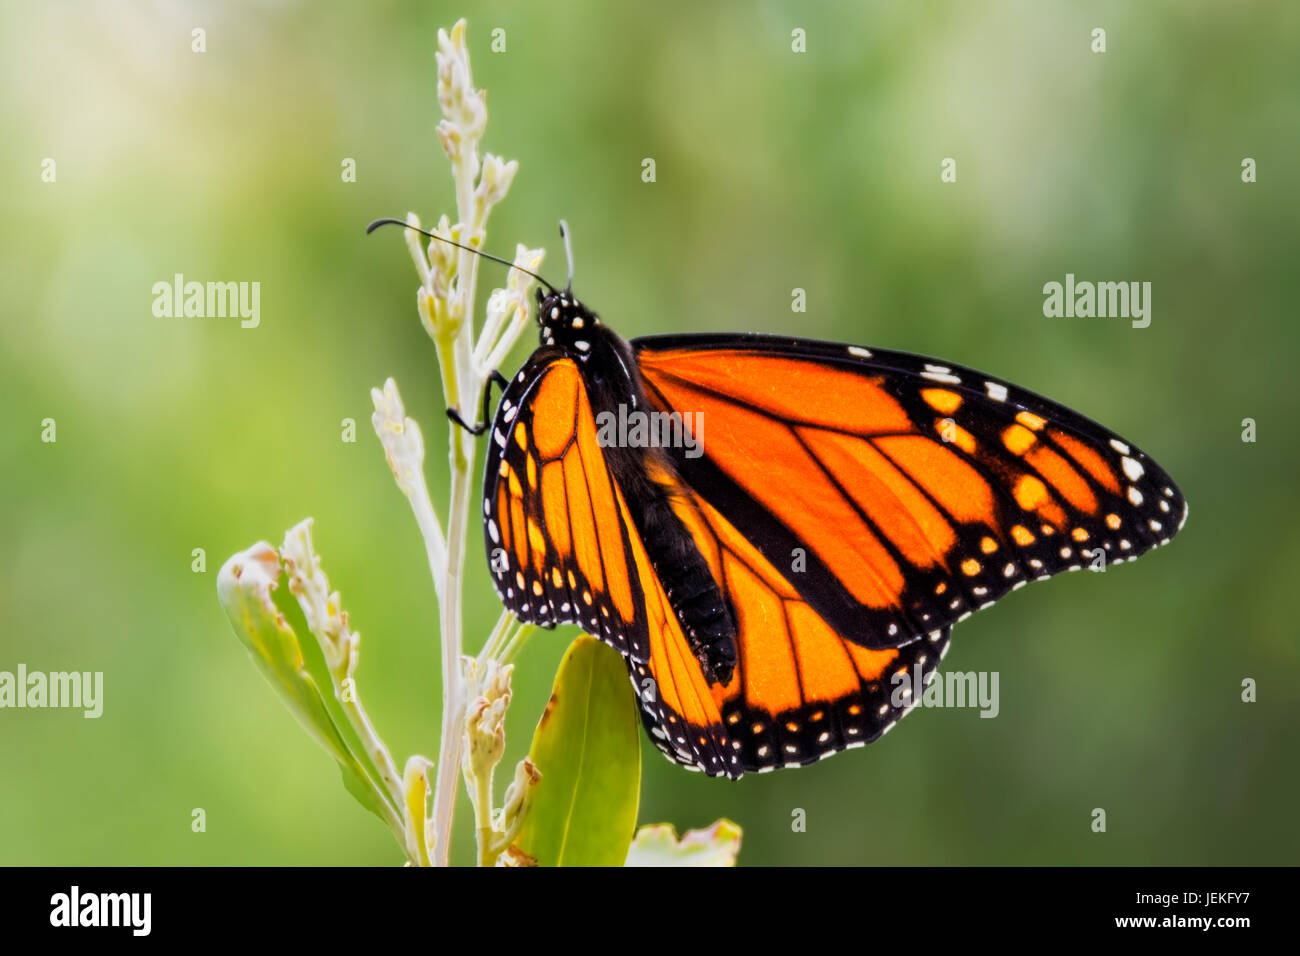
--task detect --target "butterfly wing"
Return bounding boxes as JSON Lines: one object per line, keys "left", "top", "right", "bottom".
{"left": 632, "top": 333, "right": 1188, "bottom": 651}
{"left": 485, "top": 332, "right": 1186, "bottom": 779}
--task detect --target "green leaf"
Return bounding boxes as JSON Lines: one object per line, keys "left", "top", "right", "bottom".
{"left": 217, "top": 542, "right": 398, "bottom": 828}
{"left": 513, "top": 635, "right": 641, "bottom": 866}
{"left": 625, "top": 820, "right": 743, "bottom": 867}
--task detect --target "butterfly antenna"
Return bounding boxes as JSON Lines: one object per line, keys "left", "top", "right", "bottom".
{"left": 559, "top": 220, "right": 575, "bottom": 293}
{"left": 366, "top": 217, "right": 557, "bottom": 293}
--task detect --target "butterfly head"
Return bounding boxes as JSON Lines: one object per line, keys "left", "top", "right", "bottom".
{"left": 536, "top": 287, "right": 601, "bottom": 355}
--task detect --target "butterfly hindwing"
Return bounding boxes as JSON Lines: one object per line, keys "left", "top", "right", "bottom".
{"left": 633, "top": 333, "right": 1188, "bottom": 651}
{"left": 651, "top": 482, "right": 952, "bottom": 775}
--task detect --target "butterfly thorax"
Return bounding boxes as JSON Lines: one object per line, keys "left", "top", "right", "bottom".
{"left": 536, "top": 289, "right": 603, "bottom": 356}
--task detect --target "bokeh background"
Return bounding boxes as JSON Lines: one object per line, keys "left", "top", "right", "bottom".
{"left": 2, "top": 0, "right": 1297, "bottom": 866}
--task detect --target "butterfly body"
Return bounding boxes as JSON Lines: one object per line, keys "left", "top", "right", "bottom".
{"left": 481, "top": 289, "right": 1186, "bottom": 778}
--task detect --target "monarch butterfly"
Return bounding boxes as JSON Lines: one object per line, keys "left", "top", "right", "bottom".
{"left": 374, "top": 219, "right": 1188, "bottom": 779}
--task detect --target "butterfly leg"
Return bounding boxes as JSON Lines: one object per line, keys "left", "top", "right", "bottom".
{"left": 447, "top": 370, "right": 509, "bottom": 436}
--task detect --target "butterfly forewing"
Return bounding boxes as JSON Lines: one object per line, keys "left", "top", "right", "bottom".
{"left": 633, "top": 334, "right": 1187, "bottom": 652}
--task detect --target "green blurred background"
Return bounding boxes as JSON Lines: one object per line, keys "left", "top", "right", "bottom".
{"left": 2, "top": 0, "right": 1297, "bottom": 866}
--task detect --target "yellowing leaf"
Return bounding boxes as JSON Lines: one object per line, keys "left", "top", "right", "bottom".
{"left": 625, "top": 820, "right": 743, "bottom": 867}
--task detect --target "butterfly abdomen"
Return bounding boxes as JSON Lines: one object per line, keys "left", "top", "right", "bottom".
{"left": 635, "top": 481, "right": 737, "bottom": 683}
{"left": 589, "top": 329, "right": 738, "bottom": 684}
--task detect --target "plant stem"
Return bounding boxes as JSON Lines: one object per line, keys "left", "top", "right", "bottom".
{"left": 429, "top": 414, "right": 476, "bottom": 866}
{"left": 499, "top": 622, "right": 537, "bottom": 666}
{"left": 427, "top": 171, "right": 487, "bottom": 866}
{"left": 480, "top": 609, "right": 515, "bottom": 659}
{"left": 414, "top": 20, "right": 542, "bottom": 865}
